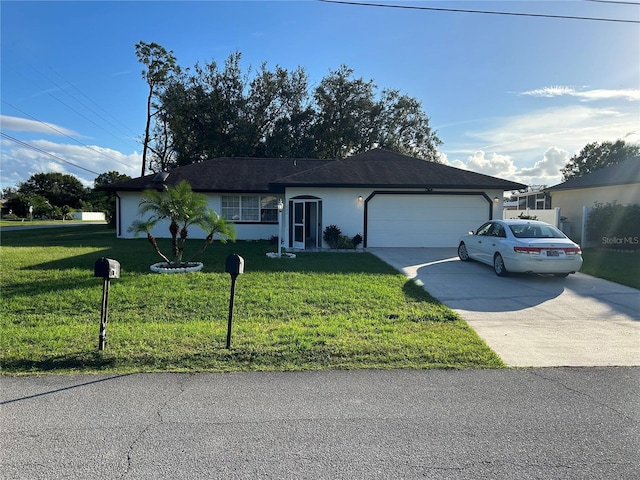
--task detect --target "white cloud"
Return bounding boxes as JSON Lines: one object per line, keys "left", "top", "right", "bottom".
{"left": 470, "top": 105, "right": 636, "bottom": 154}
{"left": 520, "top": 86, "right": 640, "bottom": 102}
{"left": 440, "top": 103, "right": 639, "bottom": 185}
{"left": 0, "top": 138, "right": 140, "bottom": 188}
{"left": 518, "top": 147, "right": 569, "bottom": 178}
{"left": 0, "top": 115, "right": 78, "bottom": 136}
{"left": 465, "top": 151, "right": 517, "bottom": 177}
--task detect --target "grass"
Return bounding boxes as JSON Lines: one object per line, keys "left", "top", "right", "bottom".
{"left": 0, "top": 225, "right": 503, "bottom": 375}
{"left": 0, "top": 219, "right": 104, "bottom": 228}
{"left": 580, "top": 248, "right": 640, "bottom": 290}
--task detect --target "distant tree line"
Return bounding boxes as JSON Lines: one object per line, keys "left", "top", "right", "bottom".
{"left": 135, "top": 41, "right": 443, "bottom": 174}
{"left": 1, "top": 171, "right": 130, "bottom": 224}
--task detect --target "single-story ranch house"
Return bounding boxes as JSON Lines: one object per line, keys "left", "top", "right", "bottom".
{"left": 104, "top": 149, "right": 525, "bottom": 249}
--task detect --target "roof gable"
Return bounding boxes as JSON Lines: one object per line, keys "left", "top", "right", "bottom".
{"left": 549, "top": 157, "right": 640, "bottom": 191}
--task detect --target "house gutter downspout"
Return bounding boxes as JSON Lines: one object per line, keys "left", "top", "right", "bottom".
{"left": 115, "top": 193, "right": 122, "bottom": 237}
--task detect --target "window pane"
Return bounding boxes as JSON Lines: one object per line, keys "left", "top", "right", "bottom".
{"left": 241, "top": 195, "right": 259, "bottom": 221}
{"left": 261, "top": 196, "right": 278, "bottom": 222}
{"left": 222, "top": 196, "right": 240, "bottom": 221}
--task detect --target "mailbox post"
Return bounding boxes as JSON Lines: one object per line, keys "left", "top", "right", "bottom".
{"left": 225, "top": 254, "right": 244, "bottom": 349}
{"left": 94, "top": 257, "right": 120, "bottom": 350}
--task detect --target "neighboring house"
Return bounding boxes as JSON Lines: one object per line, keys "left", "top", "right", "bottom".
{"left": 103, "top": 149, "right": 525, "bottom": 248}
{"left": 546, "top": 157, "right": 640, "bottom": 241}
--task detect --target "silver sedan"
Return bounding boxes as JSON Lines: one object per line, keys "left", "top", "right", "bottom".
{"left": 457, "top": 219, "right": 583, "bottom": 277}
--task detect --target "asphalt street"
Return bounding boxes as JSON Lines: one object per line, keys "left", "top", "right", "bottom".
{"left": 1, "top": 368, "right": 639, "bottom": 479}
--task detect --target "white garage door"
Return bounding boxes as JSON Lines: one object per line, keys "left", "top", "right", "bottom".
{"left": 367, "top": 194, "right": 490, "bottom": 247}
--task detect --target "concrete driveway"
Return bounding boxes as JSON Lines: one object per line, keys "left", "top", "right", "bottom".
{"left": 369, "top": 248, "right": 640, "bottom": 367}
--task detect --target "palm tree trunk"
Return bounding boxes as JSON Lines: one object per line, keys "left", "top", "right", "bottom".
{"left": 146, "top": 233, "right": 172, "bottom": 264}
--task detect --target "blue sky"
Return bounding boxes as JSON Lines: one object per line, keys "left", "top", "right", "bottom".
{"left": 1, "top": 0, "right": 638, "bottom": 190}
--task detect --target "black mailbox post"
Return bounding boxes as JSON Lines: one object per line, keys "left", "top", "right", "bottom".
{"left": 225, "top": 254, "right": 244, "bottom": 348}
{"left": 94, "top": 257, "right": 120, "bottom": 350}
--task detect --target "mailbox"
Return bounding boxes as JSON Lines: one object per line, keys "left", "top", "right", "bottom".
{"left": 94, "top": 257, "right": 120, "bottom": 279}
{"left": 225, "top": 254, "right": 244, "bottom": 276}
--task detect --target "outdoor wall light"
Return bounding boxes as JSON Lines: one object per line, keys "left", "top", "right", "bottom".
{"left": 277, "top": 199, "right": 284, "bottom": 211}
{"left": 493, "top": 196, "right": 500, "bottom": 204}
{"left": 357, "top": 195, "right": 363, "bottom": 202}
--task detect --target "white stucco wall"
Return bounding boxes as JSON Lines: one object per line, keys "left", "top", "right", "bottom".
{"left": 550, "top": 184, "right": 640, "bottom": 239}
{"left": 283, "top": 187, "right": 367, "bottom": 248}
{"left": 116, "top": 191, "right": 278, "bottom": 240}
{"left": 283, "top": 187, "right": 504, "bottom": 248}
{"left": 116, "top": 187, "right": 508, "bottom": 247}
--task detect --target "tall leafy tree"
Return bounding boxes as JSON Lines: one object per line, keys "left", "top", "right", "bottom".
{"left": 135, "top": 41, "right": 181, "bottom": 176}
{"left": 313, "top": 65, "right": 377, "bottom": 159}
{"left": 148, "top": 44, "right": 442, "bottom": 164}
{"left": 17, "top": 172, "right": 86, "bottom": 209}
{"left": 373, "top": 89, "right": 442, "bottom": 161}
{"left": 561, "top": 140, "right": 640, "bottom": 180}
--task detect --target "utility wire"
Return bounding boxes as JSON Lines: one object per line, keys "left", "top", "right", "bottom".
{"left": 45, "top": 65, "right": 140, "bottom": 142}
{"left": 1, "top": 99, "right": 134, "bottom": 170}
{"left": 319, "top": 0, "right": 640, "bottom": 23}
{"left": 584, "top": 0, "right": 639, "bottom": 5}
{"left": 15, "top": 67, "right": 142, "bottom": 151}
{"left": 0, "top": 132, "right": 101, "bottom": 176}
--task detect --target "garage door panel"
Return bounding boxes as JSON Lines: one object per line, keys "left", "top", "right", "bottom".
{"left": 367, "top": 194, "right": 489, "bottom": 247}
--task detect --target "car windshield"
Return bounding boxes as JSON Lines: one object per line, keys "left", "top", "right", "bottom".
{"left": 509, "top": 224, "right": 566, "bottom": 239}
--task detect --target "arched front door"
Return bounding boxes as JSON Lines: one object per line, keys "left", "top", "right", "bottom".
{"left": 290, "top": 197, "right": 322, "bottom": 249}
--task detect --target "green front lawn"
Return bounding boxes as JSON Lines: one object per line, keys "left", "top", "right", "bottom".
{"left": 0, "top": 225, "right": 503, "bottom": 374}
{"left": 580, "top": 249, "right": 640, "bottom": 290}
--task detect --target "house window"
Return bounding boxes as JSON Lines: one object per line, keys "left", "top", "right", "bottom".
{"left": 222, "top": 195, "right": 279, "bottom": 223}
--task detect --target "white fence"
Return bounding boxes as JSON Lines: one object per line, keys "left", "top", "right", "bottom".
{"left": 503, "top": 207, "right": 561, "bottom": 227}
{"left": 72, "top": 212, "right": 106, "bottom": 221}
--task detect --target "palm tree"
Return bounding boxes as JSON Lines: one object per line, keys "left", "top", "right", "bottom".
{"left": 128, "top": 180, "right": 235, "bottom": 266}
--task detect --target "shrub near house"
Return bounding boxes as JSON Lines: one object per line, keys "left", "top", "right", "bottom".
{"left": 588, "top": 202, "right": 640, "bottom": 250}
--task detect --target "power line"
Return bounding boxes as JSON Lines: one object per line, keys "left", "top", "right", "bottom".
{"left": 1, "top": 99, "right": 135, "bottom": 170}
{"left": 15, "top": 66, "right": 141, "bottom": 153}
{"left": 0, "top": 132, "right": 101, "bottom": 176}
{"left": 319, "top": 0, "right": 640, "bottom": 24}
{"left": 584, "top": 0, "right": 640, "bottom": 5}
{"left": 45, "top": 65, "right": 140, "bottom": 142}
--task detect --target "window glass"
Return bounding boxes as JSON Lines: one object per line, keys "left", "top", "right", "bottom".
{"left": 261, "top": 196, "right": 278, "bottom": 222}
{"left": 510, "top": 224, "right": 565, "bottom": 238}
{"left": 476, "top": 223, "right": 492, "bottom": 236}
{"left": 221, "top": 195, "right": 280, "bottom": 222}
{"left": 222, "top": 196, "right": 240, "bottom": 221}
{"left": 241, "top": 195, "right": 260, "bottom": 221}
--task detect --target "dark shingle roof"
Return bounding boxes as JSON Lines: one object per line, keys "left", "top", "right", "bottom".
{"left": 548, "top": 157, "right": 640, "bottom": 191}
{"left": 102, "top": 149, "right": 526, "bottom": 193}
{"left": 270, "top": 149, "right": 526, "bottom": 190}
{"left": 102, "top": 157, "right": 333, "bottom": 193}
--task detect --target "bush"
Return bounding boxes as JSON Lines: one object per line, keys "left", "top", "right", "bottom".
{"left": 352, "top": 233, "right": 363, "bottom": 248}
{"left": 323, "top": 224, "right": 342, "bottom": 249}
{"left": 587, "top": 202, "right": 640, "bottom": 249}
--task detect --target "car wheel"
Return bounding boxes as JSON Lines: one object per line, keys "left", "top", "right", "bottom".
{"left": 458, "top": 242, "right": 470, "bottom": 261}
{"left": 554, "top": 273, "right": 569, "bottom": 278}
{"left": 493, "top": 253, "right": 508, "bottom": 277}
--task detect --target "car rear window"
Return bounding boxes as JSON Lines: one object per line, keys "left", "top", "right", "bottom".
{"left": 509, "top": 224, "right": 565, "bottom": 239}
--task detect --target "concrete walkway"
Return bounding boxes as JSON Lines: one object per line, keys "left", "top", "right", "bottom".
{"left": 369, "top": 248, "right": 640, "bottom": 367}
